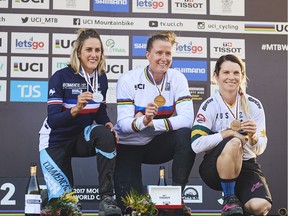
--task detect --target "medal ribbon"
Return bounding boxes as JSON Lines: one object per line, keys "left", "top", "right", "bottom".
{"left": 147, "top": 66, "right": 166, "bottom": 96}
{"left": 221, "top": 94, "right": 239, "bottom": 120}
{"left": 80, "top": 66, "right": 98, "bottom": 93}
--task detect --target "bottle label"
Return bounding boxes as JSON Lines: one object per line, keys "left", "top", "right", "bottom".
{"left": 25, "top": 194, "right": 42, "bottom": 214}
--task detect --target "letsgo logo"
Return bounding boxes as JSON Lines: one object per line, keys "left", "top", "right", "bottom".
{"left": 136, "top": 0, "right": 164, "bottom": 9}
{"left": 10, "top": 80, "right": 48, "bottom": 102}
{"left": 15, "top": 37, "right": 44, "bottom": 50}
{"left": 133, "top": 0, "right": 168, "bottom": 13}
{"left": 173, "top": 37, "right": 207, "bottom": 58}
{"left": 11, "top": 33, "right": 49, "bottom": 54}
{"left": 175, "top": 42, "right": 203, "bottom": 54}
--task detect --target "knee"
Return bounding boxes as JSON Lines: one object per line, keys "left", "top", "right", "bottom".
{"left": 222, "top": 138, "right": 243, "bottom": 157}
{"left": 244, "top": 198, "right": 272, "bottom": 215}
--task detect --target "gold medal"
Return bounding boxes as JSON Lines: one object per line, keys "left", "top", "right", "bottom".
{"left": 154, "top": 95, "right": 166, "bottom": 107}
{"left": 230, "top": 120, "right": 241, "bottom": 131}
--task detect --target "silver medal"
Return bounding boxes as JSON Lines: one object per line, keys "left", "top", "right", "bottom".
{"left": 92, "top": 92, "right": 103, "bottom": 102}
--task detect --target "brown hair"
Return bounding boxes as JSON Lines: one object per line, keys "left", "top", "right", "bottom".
{"left": 214, "top": 54, "right": 249, "bottom": 115}
{"left": 146, "top": 31, "right": 176, "bottom": 52}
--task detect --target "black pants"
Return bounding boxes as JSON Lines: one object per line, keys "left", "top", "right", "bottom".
{"left": 40, "top": 125, "right": 117, "bottom": 200}
{"left": 113, "top": 128, "right": 196, "bottom": 211}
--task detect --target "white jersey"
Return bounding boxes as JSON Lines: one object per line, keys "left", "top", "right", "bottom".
{"left": 191, "top": 91, "right": 267, "bottom": 160}
{"left": 114, "top": 66, "right": 194, "bottom": 145}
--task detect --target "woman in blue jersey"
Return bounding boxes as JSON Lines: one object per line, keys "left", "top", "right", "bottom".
{"left": 39, "top": 29, "right": 121, "bottom": 216}
{"left": 191, "top": 54, "right": 272, "bottom": 216}
{"left": 113, "top": 31, "right": 196, "bottom": 215}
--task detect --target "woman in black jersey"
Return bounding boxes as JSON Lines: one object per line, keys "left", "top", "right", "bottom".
{"left": 39, "top": 29, "right": 121, "bottom": 216}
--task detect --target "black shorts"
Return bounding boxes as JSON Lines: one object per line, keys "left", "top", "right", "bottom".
{"left": 199, "top": 137, "right": 272, "bottom": 205}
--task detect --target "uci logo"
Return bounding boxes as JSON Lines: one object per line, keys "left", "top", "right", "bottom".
{"left": 134, "top": 84, "right": 145, "bottom": 90}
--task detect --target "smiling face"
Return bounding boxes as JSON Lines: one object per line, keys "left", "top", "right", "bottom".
{"left": 146, "top": 40, "right": 172, "bottom": 81}
{"left": 78, "top": 37, "right": 102, "bottom": 74}
{"left": 215, "top": 60, "right": 243, "bottom": 94}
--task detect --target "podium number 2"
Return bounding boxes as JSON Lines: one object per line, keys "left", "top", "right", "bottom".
{"left": 1, "top": 183, "right": 16, "bottom": 205}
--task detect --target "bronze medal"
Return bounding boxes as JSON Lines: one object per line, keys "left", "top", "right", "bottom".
{"left": 154, "top": 95, "right": 166, "bottom": 107}
{"left": 230, "top": 120, "right": 241, "bottom": 131}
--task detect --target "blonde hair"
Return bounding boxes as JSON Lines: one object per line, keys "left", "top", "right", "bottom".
{"left": 146, "top": 31, "right": 176, "bottom": 52}
{"left": 69, "top": 28, "right": 106, "bottom": 75}
{"left": 214, "top": 54, "right": 249, "bottom": 116}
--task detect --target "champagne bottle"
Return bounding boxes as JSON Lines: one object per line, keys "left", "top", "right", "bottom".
{"left": 25, "top": 163, "right": 42, "bottom": 216}
{"left": 157, "top": 166, "right": 167, "bottom": 186}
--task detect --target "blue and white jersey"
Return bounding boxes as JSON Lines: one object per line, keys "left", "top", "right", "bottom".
{"left": 39, "top": 66, "right": 110, "bottom": 151}
{"left": 114, "top": 66, "right": 194, "bottom": 145}
{"left": 191, "top": 91, "right": 267, "bottom": 160}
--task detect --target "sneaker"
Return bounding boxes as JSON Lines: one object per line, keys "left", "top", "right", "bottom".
{"left": 183, "top": 205, "right": 192, "bottom": 216}
{"left": 99, "top": 195, "right": 122, "bottom": 216}
{"left": 222, "top": 195, "right": 243, "bottom": 216}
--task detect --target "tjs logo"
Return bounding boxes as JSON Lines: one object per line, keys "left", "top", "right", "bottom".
{"left": 10, "top": 80, "right": 48, "bottom": 102}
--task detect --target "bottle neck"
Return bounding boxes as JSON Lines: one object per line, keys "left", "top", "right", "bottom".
{"left": 30, "top": 166, "right": 37, "bottom": 175}
{"left": 159, "top": 169, "right": 165, "bottom": 178}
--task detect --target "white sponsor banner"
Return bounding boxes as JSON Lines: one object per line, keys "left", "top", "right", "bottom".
{"left": 0, "top": 0, "right": 8, "bottom": 8}
{"left": 210, "top": 38, "right": 245, "bottom": 59}
{"left": 0, "top": 56, "right": 7, "bottom": 78}
{"left": 132, "top": 59, "right": 149, "bottom": 70}
{"left": 52, "top": 33, "right": 77, "bottom": 55}
{"left": 52, "top": 57, "right": 70, "bottom": 75}
{"left": 10, "top": 56, "right": 49, "bottom": 78}
{"left": 102, "top": 35, "right": 129, "bottom": 56}
{"left": 105, "top": 59, "right": 129, "bottom": 80}
{"left": 12, "top": 0, "right": 49, "bottom": 9}
{"left": 171, "top": 0, "right": 206, "bottom": 15}
{"left": 132, "top": 0, "right": 168, "bottom": 13}
{"left": 210, "top": 0, "right": 245, "bottom": 16}
{"left": 0, "top": 80, "right": 7, "bottom": 102}
{"left": 0, "top": 32, "right": 8, "bottom": 53}
{"left": 11, "top": 32, "right": 49, "bottom": 54}
{"left": 173, "top": 37, "right": 207, "bottom": 58}
{"left": 53, "top": 0, "right": 90, "bottom": 11}
{"left": 106, "top": 82, "right": 117, "bottom": 104}
{"left": 0, "top": 14, "right": 287, "bottom": 35}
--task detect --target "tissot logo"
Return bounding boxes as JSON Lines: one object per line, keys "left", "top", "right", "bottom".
{"left": 73, "top": 18, "right": 81, "bottom": 25}
{"left": 149, "top": 20, "right": 158, "bottom": 27}
{"left": 21, "top": 17, "right": 28, "bottom": 23}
